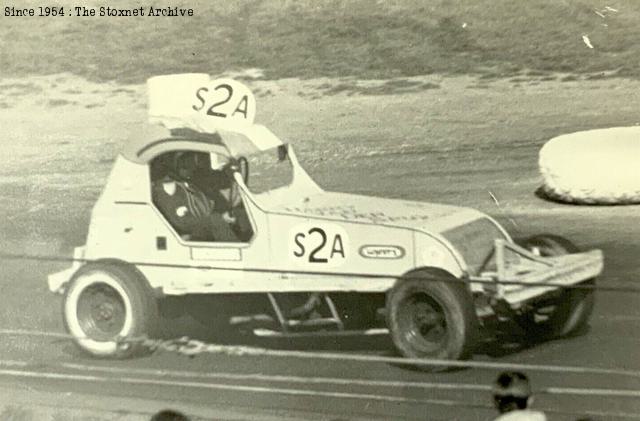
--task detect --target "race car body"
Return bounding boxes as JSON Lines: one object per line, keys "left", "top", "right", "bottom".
{"left": 48, "top": 75, "right": 603, "bottom": 366}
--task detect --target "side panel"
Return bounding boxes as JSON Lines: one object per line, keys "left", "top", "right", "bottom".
{"left": 413, "top": 232, "right": 465, "bottom": 279}
{"left": 83, "top": 156, "right": 464, "bottom": 294}
{"left": 85, "top": 203, "right": 190, "bottom": 285}
{"left": 86, "top": 197, "right": 273, "bottom": 294}
{"left": 84, "top": 157, "right": 273, "bottom": 293}
{"left": 265, "top": 213, "right": 415, "bottom": 292}
{"left": 85, "top": 187, "right": 403, "bottom": 295}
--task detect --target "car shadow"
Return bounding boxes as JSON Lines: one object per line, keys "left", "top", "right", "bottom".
{"left": 152, "top": 315, "right": 594, "bottom": 369}
{"left": 175, "top": 317, "right": 396, "bottom": 354}
{"left": 60, "top": 309, "right": 591, "bottom": 371}
{"left": 162, "top": 316, "right": 582, "bottom": 372}
{"left": 475, "top": 332, "right": 543, "bottom": 359}
{"left": 475, "top": 323, "right": 592, "bottom": 359}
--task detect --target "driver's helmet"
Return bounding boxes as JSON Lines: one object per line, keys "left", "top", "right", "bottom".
{"left": 172, "top": 151, "right": 207, "bottom": 181}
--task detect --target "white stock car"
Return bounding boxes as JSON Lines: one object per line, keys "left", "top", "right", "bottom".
{"left": 48, "top": 77, "right": 603, "bottom": 369}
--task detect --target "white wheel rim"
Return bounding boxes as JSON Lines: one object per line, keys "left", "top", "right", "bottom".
{"left": 65, "top": 270, "right": 134, "bottom": 356}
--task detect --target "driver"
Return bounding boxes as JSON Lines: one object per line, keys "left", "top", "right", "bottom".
{"left": 190, "top": 152, "right": 233, "bottom": 210}
{"left": 152, "top": 151, "right": 238, "bottom": 242}
{"left": 191, "top": 152, "right": 254, "bottom": 242}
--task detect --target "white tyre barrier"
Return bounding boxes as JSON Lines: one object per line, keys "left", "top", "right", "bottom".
{"left": 539, "top": 127, "right": 640, "bottom": 204}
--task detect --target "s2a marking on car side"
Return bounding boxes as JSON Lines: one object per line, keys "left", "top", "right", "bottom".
{"left": 290, "top": 223, "right": 348, "bottom": 266}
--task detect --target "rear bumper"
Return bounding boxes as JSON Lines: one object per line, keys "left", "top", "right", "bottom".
{"left": 47, "top": 246, "right": 85, "bottom": 294}
{"left": 472, "top": 239, "right": 603, "bottom": 309}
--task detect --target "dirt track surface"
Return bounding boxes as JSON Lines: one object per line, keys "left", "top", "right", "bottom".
{"left": 0, "top": 75, "right": 640, "bottom": 419}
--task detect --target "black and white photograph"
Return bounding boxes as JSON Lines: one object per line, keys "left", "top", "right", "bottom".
{"left": 0, "top": 1, "right": 639, "bottom": 419}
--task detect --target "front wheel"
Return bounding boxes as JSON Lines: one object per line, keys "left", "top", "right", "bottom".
{"left": 386, "top": 271, "right": 478, "bottom": 371}
{"left": 63, "top": 262, "right": 158, "bottom": 358}
{"left": 517, "top": 235, "right": 595, "bottom": 338}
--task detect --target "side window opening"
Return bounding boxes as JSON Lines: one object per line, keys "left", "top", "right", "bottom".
{"left": 149, "top": 150, "right": 254, "bottom": 243}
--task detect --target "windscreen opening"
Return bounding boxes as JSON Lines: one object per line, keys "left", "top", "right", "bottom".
{"left": 245, "top": 145, "right": 294, "bottom": 194}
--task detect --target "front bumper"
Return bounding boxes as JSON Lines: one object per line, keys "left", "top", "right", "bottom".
{"left": 471, "top": 239, "right": 603, "bottom": 309}
{"left": 47, "top": 246, "right": 85, "bottom": 294}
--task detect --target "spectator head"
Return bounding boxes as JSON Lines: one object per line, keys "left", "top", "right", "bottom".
{"left": 150, "top": 409, "right": 191, "bottom": 421}
{"left": 492, "top": 371, "right": 533, "bottom": 413}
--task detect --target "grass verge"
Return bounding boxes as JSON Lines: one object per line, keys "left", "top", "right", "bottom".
{"left": 1, "top": 0, "right": 636, "bottom": 83}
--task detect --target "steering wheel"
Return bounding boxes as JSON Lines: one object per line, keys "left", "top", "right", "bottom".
{"left": 227, "top": 157, "right": 249, "bottom": 215}
{"left": 237, "top": 156, "right": 249, "bottom": 184}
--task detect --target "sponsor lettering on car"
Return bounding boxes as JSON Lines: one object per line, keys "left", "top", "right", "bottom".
{"left": 359, "top": 245, "right": 405, "bottom": 259}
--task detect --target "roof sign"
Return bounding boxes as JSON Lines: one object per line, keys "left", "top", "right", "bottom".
{"left": 147, "top": 74, "right": 256, "bottom": 131}
{"left": 122, "top": 74, "right": 282, "bottom": 163}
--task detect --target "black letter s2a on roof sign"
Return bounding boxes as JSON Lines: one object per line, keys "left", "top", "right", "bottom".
{"left": 192, "top": 87, "right": 208, "bottom": 111}
{"left": 191, "top": 80, "right": 255, "bottom": 124}
{"left": 232, "top": 95, "right": 249, "bottom": 118}
{"left": 207, "top": 84, "right": 233, "bottom": 118}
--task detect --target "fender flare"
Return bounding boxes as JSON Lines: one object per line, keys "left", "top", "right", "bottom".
{"left": 395, "top": 266, "right": 471, "bottom": 294}
{"left": 73, "top": 258, "right": 160, "bottom": 298}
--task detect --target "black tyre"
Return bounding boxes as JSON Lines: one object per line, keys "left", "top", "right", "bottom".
{"left": 517, "top": 234, "right": 595, "bottom": 338}
{"left": 386, "top": 270, "right": 477, "bottom": 371}
{"left": 63, "top": 262, "right": 159, "bottom": 358}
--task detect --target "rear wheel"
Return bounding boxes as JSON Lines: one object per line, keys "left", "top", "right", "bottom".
{"left": 63, "top": 262, "right": 158, "bottom": 358}
{"left": 386, "top": 271, "right": 477, "bottom": 371}
{"left": 517, "top": 235, "right": 595, "bottom": 338}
